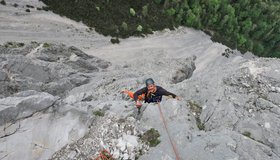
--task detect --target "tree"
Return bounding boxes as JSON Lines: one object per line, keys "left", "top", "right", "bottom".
{"left": 253, "top": 42, "right": 264, "bottom": 56}
{"left": 241, "top": 18, "right": 252, "bottom": 35}
{"left": 245, "top": 39, "right": 254, "bottom": 51}
{"left": 185, "top": 10, "right": 196, "bottom": 27}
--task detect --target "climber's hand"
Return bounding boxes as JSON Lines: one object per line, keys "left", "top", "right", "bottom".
{"left": 175, "top": 96, "right": 182, "bottom": 101}
{"left": 136, "top": 100, "right": 142, "bottom": 108}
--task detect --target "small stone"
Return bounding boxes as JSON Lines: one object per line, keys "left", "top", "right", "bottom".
{"left": 68, "top": 151, "right": 76, "bottom": 159}
{"left": 112, "top": 150, "right": 120, "bottom": 159}
{"left": 264, "top": 122, "right": 271, "bottom": 129}
{"left": 127, "top": 117, "right": 136, "bottom": 123}
{"left": 116, "top": 138, "right": 126, "bottom": 152}
{"left": 123, "top": 153, "right": 129, "bottom": 160}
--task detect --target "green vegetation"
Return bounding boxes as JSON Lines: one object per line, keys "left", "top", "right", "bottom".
{"left": 188, "top": 100, "right": 205, "bottom": 130}
{"left": 41, "top": 0, "right": 280, "bottom": 57}
{"left": 242, "top": 131, "right": 251, "bottom": 138}
{"left": 26, "top": 4, "right": 35, "bottom": 8}
{"left": 188, "top": 100, "right": 202, "bottom": 114}
{"left": 0, "top": 0, "right": 6, "bottom": 5}
{"left": 100, "top": 150, "right": 112, "bottom": 159}
{"left": 93, "top": 110, "right": 105, "bottom": 117}
{"left": 95, "top": 6, "right": 100, "bottom": 11}
{"left": 41, "top": 0, "right": 175, "bottom": 38}
{"left": 142, "top": 5, "right": 149, "bottom": 17}
{"left": 43, "top": 43, "right": 51, "bottom": 48}
{"left": 121, "top": 22, "right": 128, "bottom": 31}
{"left": 110, "top": 38, "right": 120, "bottom": 44}
{"left": 196, "top": 117, "right": 205, "bottom": 130}
{"left": 4, "top": 42, "right": 25, "bottom": 48}
{"left": 167, "top": 0, "right": 280, "bottom": 58}
{"left": 130, "top": 8, "right": 136, "bottom": 16}
{"left": 222, "top": 48, "right": 234, "bottom": 58}
{"left": 139, "top": 128, "right": 161, "bottom": 147}
{"left": 136, "top": 25, "right": 143, "bottom": 32}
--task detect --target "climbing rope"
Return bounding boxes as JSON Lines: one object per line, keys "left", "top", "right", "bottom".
{"left": 157, "top": 103, "right": 181, "bottom": 160}
{"left": 94, "top": 149, "right": 114, "bottom": 160}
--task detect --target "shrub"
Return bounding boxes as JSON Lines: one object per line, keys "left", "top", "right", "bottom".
{"left": 110, "top": 38, "right": 120, "bottom": 44}
{"left": 121, "top": 22, "right": 128, "bottom": 31}
{"left": 139, "top": 128, "right": 161, "bottom": 147}
{"left": 95, "top": 6, "right": 100, "bottom": 11}
{"left": 142, "top": 5, "right": 148, "bottom": 17}
{"left": 130, "top": 8, "right": 136, "bottom": 16}
{"left": 137, "top": 25, "right": 143, "bottom": 32}
{"left": 4, "top": 42, "right": 25, "bottom": 48}
{"left": 0, "top": 0, "right": 6, "bottom": 5}
{"left": 26, "top": 4, "right": 35, "bottom": 8}
{"left": 93, "top": 110, "right": 105, "bottom": 117}
{"left": 166, "top": 8, "right": 176, "bottom": 16}
{"left": 43, "top": 43, "right": 51, "bottom": 48}
{"left": 242, "top": 131, "right": 251, "bottom": 138}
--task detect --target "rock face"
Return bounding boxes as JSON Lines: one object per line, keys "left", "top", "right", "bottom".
{"left": 0, "top": 42, "right": 110, "bottom": 160}
{"left": 0, "top": 42, "right": 110, "bottom": 97}
{"left": 204, "top": 59, "right": 280, "bottom": 158}
{"left": 172, "top": 55, "right": 196, "bottom": 83}
{"left": 0, "top": 7, "right": 280, "bottom": 159}
{"left": 1, "top": 39, "right": 280, "bottom": 160}
{"left": 0, "top": 90, "right": 58, "bottom": 127}
{"left": 176, "top": 57, "right": 280, "bottom": 160}
{"left": 0, "top": 89, "right": 91, "bottom": 160}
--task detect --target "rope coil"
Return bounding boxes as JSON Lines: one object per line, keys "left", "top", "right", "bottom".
{"left": 94, "top": 149, "right": 114, "bottom": 160}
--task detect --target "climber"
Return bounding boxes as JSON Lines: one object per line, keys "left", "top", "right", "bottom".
{"left": 121, "top": 78, "right": 181, "bottom": 113}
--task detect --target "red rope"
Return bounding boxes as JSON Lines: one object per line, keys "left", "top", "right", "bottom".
{"left": 95, "top": 149, "right": 113, "bottom": 160}
{"left": 157, "top": 103, "right": 181, "bottom": 160}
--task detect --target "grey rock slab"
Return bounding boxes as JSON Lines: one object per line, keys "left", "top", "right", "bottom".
{"left": 0, "top": 43, "right": 110, "bottom": 96}
{"left": 0, "top": 90, "right": 58, "bottom": 126}
{"left": 0, "top": 110, "right": 90, "bottom": 160}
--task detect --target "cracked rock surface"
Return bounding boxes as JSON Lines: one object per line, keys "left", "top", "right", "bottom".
{"left": 1, "top": 2, "right": 280, "bottom": 159}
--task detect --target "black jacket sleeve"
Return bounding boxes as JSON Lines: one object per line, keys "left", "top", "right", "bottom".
{"left": 133, "top": 87, "right": 147, "bottom": 101}
{"left": 157, "top": 86, "right": 177, "bottom": 98}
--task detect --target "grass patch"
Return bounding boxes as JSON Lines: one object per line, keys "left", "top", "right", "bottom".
{"left": 242, "top": 131, "right": 251, "bottom": 138}
{"left": 93, "top": 110, "right": 105, "bottom": 117}
{"left": 188, "top": 100, "right": 205, "bottom": 130}
{"left": 189, "top": 100, "right": 202, "bottom": 114}
{"left": 43, "top": 43, "right": 51, "bottom": 48}
{"left": 196, "top": 117, "right": 205, "bottom": 130}
{"left": 139, "top": 128, "right": 161, "bottom": 147}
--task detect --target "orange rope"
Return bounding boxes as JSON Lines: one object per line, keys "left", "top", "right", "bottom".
{"left": 157, "top": 103, "right": 181, "bottom": 160}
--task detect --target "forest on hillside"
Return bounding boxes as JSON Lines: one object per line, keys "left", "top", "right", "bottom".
{"left": 42, "top": 0, "right": 280, "bottom": 58}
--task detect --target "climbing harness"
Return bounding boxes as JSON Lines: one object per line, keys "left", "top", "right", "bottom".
{"left": 157, "top": 103, "right": 181, "bottom": 160}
